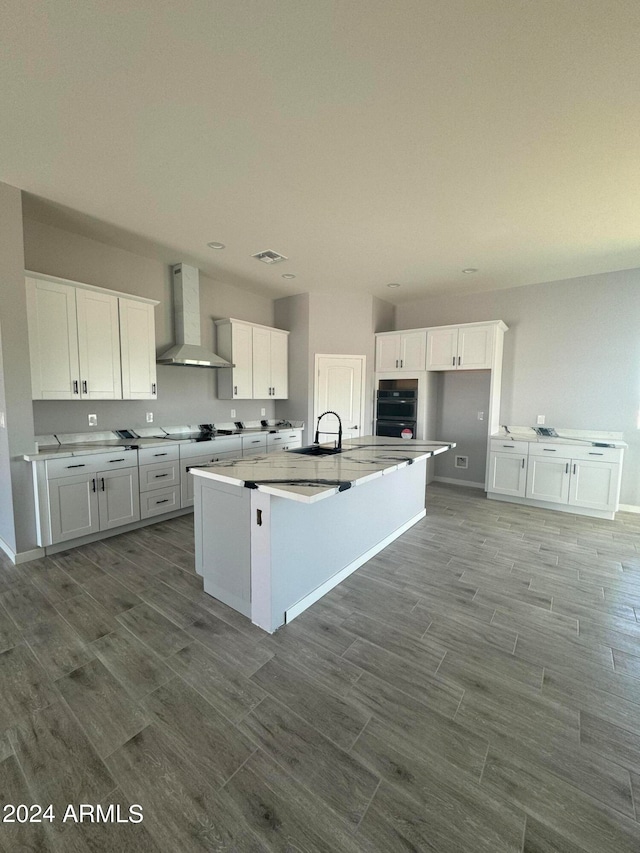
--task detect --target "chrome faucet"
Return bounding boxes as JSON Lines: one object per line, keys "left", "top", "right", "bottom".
{"left": 314, "top": 411, "right": 343, "bottom": 450}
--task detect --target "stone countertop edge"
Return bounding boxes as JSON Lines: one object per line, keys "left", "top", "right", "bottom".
{"left": 491, "top": 431, "right": 628, "bottom": 449}
{"left": 190, "top": 440, "right": 455, "bottom": 504}
{"left": 23, "top": 426, "right": 305, "bottom": 462}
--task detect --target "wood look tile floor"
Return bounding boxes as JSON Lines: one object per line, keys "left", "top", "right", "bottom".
{"left": 1, "top": 483, "right": 640, "bottom": 851}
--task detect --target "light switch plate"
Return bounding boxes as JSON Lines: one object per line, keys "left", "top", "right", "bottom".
{"left": 146, "top": 412, "right": 153, "bottom": 423}
{"left": 88, "top": 414, "right": 98, "bottom": 427}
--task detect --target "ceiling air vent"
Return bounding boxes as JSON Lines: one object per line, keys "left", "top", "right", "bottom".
{"left": 252, "top": 250, "right": 288, "bottom": 264}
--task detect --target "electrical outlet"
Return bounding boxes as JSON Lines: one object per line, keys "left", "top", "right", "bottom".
{"left": 477, "top": 411, "right": 484, "bottom": 421}
{"left": 88, "top": 414, "right": 97, "bottom": 427}
{"left": 261, "top": 408, "right": 266, "bottom": 417}
{"left": 537, "top": 414, "right": 545, "bottom": 425}
{"left": 230, "top": 409, "right": 236, "bottom": 418}
{"left": 146, "top": 412, "right": 153, "bottom": 423}
{"left": 454, "top": 455, "right": 469, "bottom": 469}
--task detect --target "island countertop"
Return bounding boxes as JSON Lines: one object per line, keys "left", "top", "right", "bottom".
{"left": 190, "top": 436, "right": 455, "bottom": 503}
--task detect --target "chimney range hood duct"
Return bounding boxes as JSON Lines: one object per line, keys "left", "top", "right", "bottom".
{"left": 157, "top": 263, "right": 234, "bottom": 368}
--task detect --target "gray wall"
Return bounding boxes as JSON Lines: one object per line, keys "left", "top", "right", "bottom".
{"left": 23, "top": 218, "right": 279, "bottom": 435}
{"left": 0, "top": 184, "right": 37, "bottom": 554}
{"left": 434, "top": 371, "right": 491, "bottom": 485}
{"left": 396, "top": 269, "right": 640, "bottom": 506}
{"left": 274, "top": 293, "right": 310, "bottom": 439}
{"left": 275, "top": 291, "right": 395, "bottom": 444}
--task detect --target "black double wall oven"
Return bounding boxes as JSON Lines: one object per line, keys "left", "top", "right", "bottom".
{"left": 375, "top": 383, "right": 418, "bottom": 438}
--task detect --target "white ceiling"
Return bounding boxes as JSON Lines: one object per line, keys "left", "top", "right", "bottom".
{"left": 2, "top": 1, "right": 640, "bottom": 302}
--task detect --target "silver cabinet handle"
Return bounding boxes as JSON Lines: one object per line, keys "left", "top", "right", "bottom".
{"left": 234, "top": 385, "right": 237, "bottom": 395}
{"left": 452, "top": 356, "right": 455, "bottom": 366}
{"left": 543, "top": 448, "right": 557, "bottom": 452}
{"left": 521, "top": 458, "right": 525, "bottom": 468}
{"left": 107, "top": 458, "right": 125, "bottom": 462}
{"left": 91, "top": 478, "right": 96, "bottom": 492}
{"left": 101, "top": 477, "right": 105, "bottom": 491}
{"left": 573, "top": 463, "right": 576, "bottom": 474}
{"left": 153, "top": 452, "right": 167, "bottom": 457}
{"left": 152, "top": 383, "right": 156, "bottom": 394}
{"left": 73, "top": 380, "right": 79, "bottom": 394}
{"left": 588, "top": 452, "right": 604, "bottom": 456}
{"left": 156, "top": 498, "right": 170, "bottom": 504}
{"left": 82, "top": 380, "right": 88, "bottom": 394}
{"left": 458, "top": 355, "right": 461, "bottom": 365}
{"left": 502, "top": 444, "right": 514, "bottom": 449}
{"left": 155, "top": 473, "right": 169, "bottom": 478}
{"left": 66, "top": 463, "right": 86, "bottom": 468}
{"left": 400, "top": 359, "right": 403, "bottom": 367}
{"left": 395, "top": 360, "right": 399, "bottom": 368}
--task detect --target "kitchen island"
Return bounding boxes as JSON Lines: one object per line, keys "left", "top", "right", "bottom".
{"left": 191, "top": 436, "right": 454, "bottom": 632}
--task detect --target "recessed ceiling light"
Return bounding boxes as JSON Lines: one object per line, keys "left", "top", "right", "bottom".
{"left": 387, "top": 282, "right": 401, "bottom": 289}
{"left": 462, "top": 268, "right": 478, "bottom": 274}
{"left": 207, "top": 242, "right": 225, "bottom": 250}
{"left": 282, "top": 273, "right": 296, "bottom": 279}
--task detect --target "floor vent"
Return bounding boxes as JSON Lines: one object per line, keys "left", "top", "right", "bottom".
{"left": 454, "top": 455, "right": 469, "bottom": 469}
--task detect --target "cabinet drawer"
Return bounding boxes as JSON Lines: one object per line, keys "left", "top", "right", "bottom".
{"left": 267, "top": 431, "right": 302, "bottom": 448}
{"left": 139, "top": 460, "right": 180, "bottom": 492}
{"left": 566, "top": 445, "right": 623, "bottom": 464}
{"left": 138, "top": 444, "right": 179, "bottom": 465}
{"left": 242, "top": 434, "right": 267, "bottom": 454}
{"left": 140, "top": 486, "right": 180, "bottom": 518}
{"left": 46, "top": 449, "right": 138, "bottom": 479}
{"left": 179, "top": 438, "right": 242, "bottom": 460}
{"left": 528, "top": 442, "right": 572, "bottom": 459}
{"left": 489, "top": 440, "right": 529, "bottom": 454}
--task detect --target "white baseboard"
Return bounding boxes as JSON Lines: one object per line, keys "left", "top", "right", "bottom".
{"left": 431, "top": 476, "right": 485, "bottom": 490}
{"left": 619, "top": 504, "right": 640, "bottom": 514}
{"left": 0, "top": 537, "right": 45, "bottom": 565}
{"left": 285, "top": 509, "right": 426, "bottom": 625}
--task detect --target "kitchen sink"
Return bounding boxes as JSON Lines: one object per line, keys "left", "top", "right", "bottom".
{"left": 288, "top": 445, "right": 344, "bottom": 456}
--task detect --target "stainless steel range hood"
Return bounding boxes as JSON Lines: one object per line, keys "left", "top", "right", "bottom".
{"left": 157, "top": 263, "right": 234, "bottom": 368}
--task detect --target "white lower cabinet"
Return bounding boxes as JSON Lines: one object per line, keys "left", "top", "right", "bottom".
{"left": 242, "top": 434, "right": 267, "bottom": 456}
{"left": 488, "top": 451, "right": 527, "bottom": 497}
{"left": 487, "top": 439, "right": 623, "bottom": 518}
{"left": 46, "top": 452, "right": 140, "bottom": 544}
{"left": 266, "top": 431, "right": 303, "bottom": 451}
{"left": 181, "top": 450, "right": 240, "bottom": 507}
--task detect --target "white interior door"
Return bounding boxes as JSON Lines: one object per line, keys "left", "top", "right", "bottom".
{"left": 314, "top": 355, "right": 366, "bottom": 442}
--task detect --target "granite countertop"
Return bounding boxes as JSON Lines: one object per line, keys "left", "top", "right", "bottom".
{"left": 190, "top": 436, "right": 455, "bottom": 504}
{"left": 23, "top": 425, "right": 304, "bottom": 462}
{"left": 492, "top": 427, "right": 627, "bottom": 449}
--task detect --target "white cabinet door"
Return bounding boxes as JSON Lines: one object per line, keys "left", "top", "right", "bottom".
{"left": 376, "top": 335, "right": 401, "bottom": 371}
{"left": 569, "top": 460, "right": 620, "bottom": 511}
{"left": 97, "top": 467, "right": 140, "bottom": 530}
{"left": 181, "top": 450, "right": 240, "bottom": 507}
{"left": 76, "top": 288, "right": 122, "bottom": 399}
{"left": 458, "top": 324, "right": 494, "bottom": 369}
{"left": 48, "top": 473, "right": 100, "bottom": 543}
{"left": 230, "top": 322, "right": 253, "bottom": 399}
{"left": 399, "top": 332, "right": 426, "bottom": 370}
{"left": 526, "top": 456, "right": 571, "bottom": 504}
{"left": 252, "top": 326, "right": 272, "bottom": 399}
{"left": 270, "top": 330, "right": 288, "bottom": 398}
{"left": 488, "top": 452, "right": 527, "bottom": 497}
{"left": 119, "top": 298, "right": 157, "bottom": 399}
{"left": 26, "top": 277, "right": 80, "bottom": 400}
{"left": 426, "top": 328, "right": 458, "bottom": 370}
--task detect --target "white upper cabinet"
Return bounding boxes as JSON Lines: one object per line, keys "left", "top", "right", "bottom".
{"left": 26, "top": 273, "right": 158, "bottom": 401}
{"left": 26, "top": 277, "right": 81, "bottom": 399}
{"left": 216, "top": 319, "right": 288, "bottom": 400}
{"left": 425, "top": 327, "right": 458, "bottom": 371}
{"left": 375, "top": 331, "right": 426, "bottom": 371}
{"left": 119, "top": 298, "right": 157, "bottom": 399}
{"left": 426, "top": 322, "right": 498, "bottom": 371}
{"left": 75, "top": 288, "right": 122, "bottom": 400}
{"left": 268, "top": 329, "right": 288, "bottom": 399}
